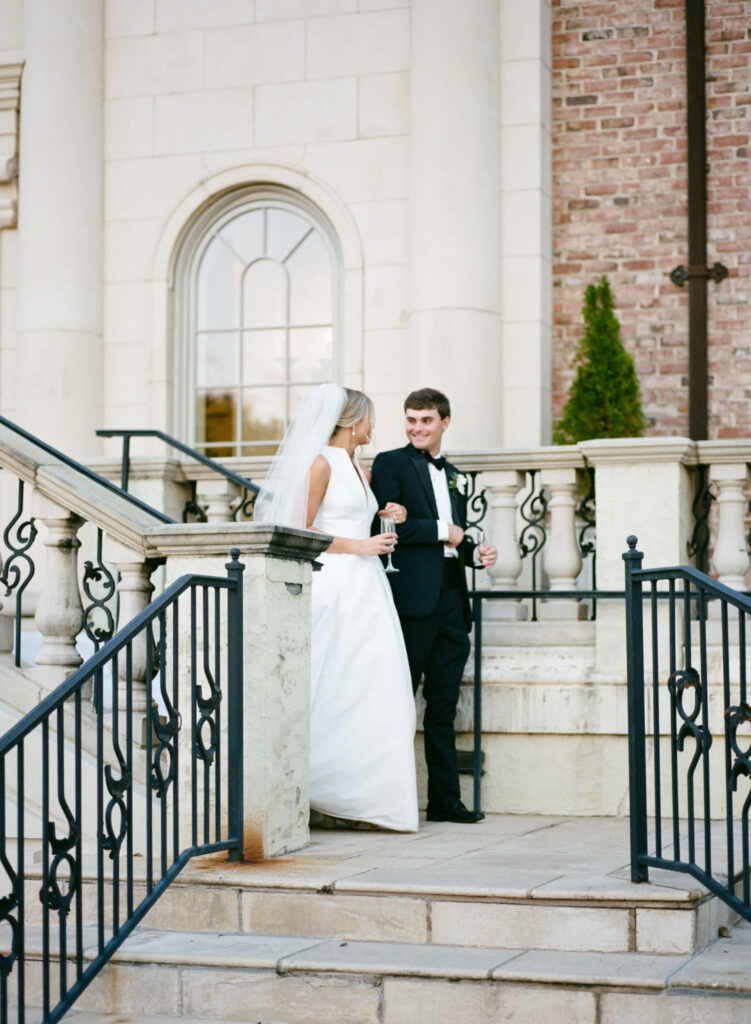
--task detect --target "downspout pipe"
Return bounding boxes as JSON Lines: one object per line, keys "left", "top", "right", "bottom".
{"left": 670, "top": 0, "right": 727, "bottom": 440}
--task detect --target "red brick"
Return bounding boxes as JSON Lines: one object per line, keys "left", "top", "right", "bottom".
{"left": 552, "top": 0, "right": 751, "bottom": 439}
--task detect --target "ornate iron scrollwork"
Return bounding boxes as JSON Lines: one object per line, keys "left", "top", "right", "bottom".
{"left": 149, "top": 616, "right": 179, "bottom": 800}
{"left": 577, "top": 466, "right": 596, "bottom": 560}
{"left": 234, "top": 487, "right": 258, "bottom": 522}
{"left": 0, "top": 766, "right": 20, "bottom": 984}
{"left": 194, "top": 596, "right": 221, "bottom": 768}
{"left": 82, "top": 527, "right": 118, "bottom": 649}
{"left": 41, "top": 821, "right": 79, "bottom": 915}
{"left": 103, "top": 673, "right": 131, "bottom": 858}
{"left": 668, "top": 666, "right": 712, "bottom": 771}
{"left": 464, "top": 471, "right": 488, "bottom": 539}
{"left": 183, "top": 482, "right": 207, "bottom": 524}
{"left": 519, "top": 470, "right": 548, "bottom": 560}
{"left": 0, "top": 479, "right": 38, "bottom": 667}
{"left": 687, "top": 465, "right": 715, "bottom": 573}
{"left": 726, "top": 702, "right": 751, "bottom": 790}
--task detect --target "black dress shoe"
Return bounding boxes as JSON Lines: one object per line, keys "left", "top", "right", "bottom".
{"left": 426, "top": 798, "right": 485, "bottom": 823}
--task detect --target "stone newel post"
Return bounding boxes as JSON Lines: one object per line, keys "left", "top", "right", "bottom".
{"left": 146, "top": 523, "right": 330, "bottom": 861}
{"left": 31, "top": 493, "right": 86, "bottom": 683}
{"left": 579, "top": 438, "right": 695, "bottom": 677}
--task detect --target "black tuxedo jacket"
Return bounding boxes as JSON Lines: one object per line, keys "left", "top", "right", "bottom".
{"left": 370, "top": 444, "right": 476, "bottom": 630}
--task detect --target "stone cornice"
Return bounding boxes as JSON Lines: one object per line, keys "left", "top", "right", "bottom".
{"left": 577, "top": 437, "right": 697, "bottom": 466}
{"left": 695, "top": 440, "right": 751, "bottom": 465}
{"left": 447, "top": 446, "right": 586, "bottom": 472}
{"left": 143, "top": 523, "right": 332, "bottom": 562}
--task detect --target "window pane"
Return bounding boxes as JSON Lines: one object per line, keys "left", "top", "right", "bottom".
{"left": 219, "top": 209, "right": 264, "bottom": 265}
{"left": 287, "top": 231, "right": 333, "bottom": 326}
{"left": 289, "top": 327, "right": 333, "bottom": 383}
{"left": 243, "top": 329, "right": 285, "bottom": 386}
{"left": 195, "top": 389, "right": 237, "bottom": 457}
{"left": 289, "top": 384, "right": 320, "bottom": 422}
{"left": 266, "top": 208, "right": 310, "bottom": 262}
{"left": 196, "top": 332, "right": 238, "bottom": 388}
{"left": 196, "top": 235, "right": 242, "bottom": 331}
{"left": 242, "top": 387, "right": 285, "bottom": 444}
{"left": 243, "top": 258, "right": 287, "bottom": 329}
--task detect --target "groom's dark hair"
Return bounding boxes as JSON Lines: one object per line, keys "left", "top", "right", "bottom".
{"left": 404, "top": 388, "right": 451, "bottom": 420}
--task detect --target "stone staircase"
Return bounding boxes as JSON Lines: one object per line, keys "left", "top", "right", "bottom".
{"left": 18, "top": 814, "right": 751, "bottom": 1023}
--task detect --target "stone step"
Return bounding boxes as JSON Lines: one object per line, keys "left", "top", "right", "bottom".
{"left": 22, "top": 816, "right": 738, "bottom": 956}
{"left": 19, "top": 921, "right": 751, "bottom": 1024}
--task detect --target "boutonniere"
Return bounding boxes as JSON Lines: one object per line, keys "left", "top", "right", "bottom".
{"left": 448, "top": 471, "right": 467, "bottom": 497}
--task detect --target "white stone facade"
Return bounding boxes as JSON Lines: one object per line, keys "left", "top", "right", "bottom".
{"left": 0, "top": 0, "right": 552, "bottom": 457}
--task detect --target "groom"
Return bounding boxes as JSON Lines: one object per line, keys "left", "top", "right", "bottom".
{"left": 371, "top": 388, "right": 497, "bottom": 823}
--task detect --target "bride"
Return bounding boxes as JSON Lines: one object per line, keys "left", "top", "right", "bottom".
{"left": 255, "top": 384, "right": 419, "bottom": 832}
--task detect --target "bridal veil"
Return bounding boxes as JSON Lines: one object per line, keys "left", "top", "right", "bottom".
{"left": 253, "top": 382, "right": 348, "bottom": 529}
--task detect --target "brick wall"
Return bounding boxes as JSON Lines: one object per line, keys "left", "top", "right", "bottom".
{"left": 552, "top": 0, "right": 751, "bottom": 438}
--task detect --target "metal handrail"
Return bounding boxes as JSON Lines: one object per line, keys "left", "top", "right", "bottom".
{"left": 96, "top": 428, "right": 261, "bottom": 496}
{"left": 0, "top": 550, "right": 245, "bottom": 1022}
{"left": 0, "top": 415, "right": 173, "bottom": 524}
{"left": 624, "top": 535, "right": 751, "bottom": 927}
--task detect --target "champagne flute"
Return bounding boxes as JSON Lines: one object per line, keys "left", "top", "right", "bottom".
{"left": 380, "top": 516, "right": 399, "bottom": 573}
{"left": 475, "top": 528, "right": 491, "bottom": 568}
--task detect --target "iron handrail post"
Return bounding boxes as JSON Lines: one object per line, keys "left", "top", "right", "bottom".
{"left": 121, "top": 434, "right": 131, "bottom": 492}
{"left": 225, "top": 549, "right": 245, "bottom": 861}
{"left": 624, "top": 535, "right": 649, "bottom": 882}
{"left": 472, "top": 593, "right": 483, "bottom": 815}
{"left": 96, "top": 428, "right": 260, "bottom": 497}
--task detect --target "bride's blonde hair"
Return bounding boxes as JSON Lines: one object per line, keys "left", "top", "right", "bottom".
{"left": 336, "top": 388, "right": 375, "bottom": 430}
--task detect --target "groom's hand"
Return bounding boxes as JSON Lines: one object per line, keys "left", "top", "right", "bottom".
{"left": 446, "top": 524, "right": 464, "bottom": 548}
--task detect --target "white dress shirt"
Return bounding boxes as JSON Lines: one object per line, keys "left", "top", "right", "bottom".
{"left": 427, "top": 457, "right": 458, "bottom": 559}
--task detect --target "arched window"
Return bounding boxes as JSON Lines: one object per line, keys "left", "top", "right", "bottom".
{"left": 177, "top": 190, "right": 340, "bottom": 456}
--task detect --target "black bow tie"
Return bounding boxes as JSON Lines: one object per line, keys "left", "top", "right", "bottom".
{"left": 422, "top": 451, "right": 446, "bottom": 472}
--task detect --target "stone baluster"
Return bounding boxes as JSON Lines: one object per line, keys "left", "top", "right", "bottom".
{"left": 31, "top": 494, "right": 85, "bottom": 683}
{"left": 708, "top": 462, "right": 750, "bottom": 595}
{"left": 481, "top": 471, "right": 527, "bottom": 629}
{"left": 115, "top": 559, "right": 158, "bottom": 714}
{"left": 194, "top": 478, "right": 242, "bottom": 523}
{"left": 104, "top": 538, "right": 160, "bottom": 715}
{"left": 539, "top": 467, "right": 586, "bottom": 620}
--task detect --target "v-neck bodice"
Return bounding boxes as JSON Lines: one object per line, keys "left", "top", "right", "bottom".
{"left": 313, "top": 446, "right": 378, "bottom": 540}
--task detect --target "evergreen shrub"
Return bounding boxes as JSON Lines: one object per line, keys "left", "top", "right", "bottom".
{"left": 553, "top": 276, "right": 645, "bottom": 445}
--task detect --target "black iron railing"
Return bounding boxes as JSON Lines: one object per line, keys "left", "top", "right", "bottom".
{"left": 624, "top": 535, "right": 751, "bottom": 924}
{"left": 0, "top": 550, "right": 245, "bottom": 1022}
{"left": 96, "top": 429, "right": 260, "bottom": 523}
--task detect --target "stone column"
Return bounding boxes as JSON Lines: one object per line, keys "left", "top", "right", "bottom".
{"left": 499, "top": 0, "right": 553, "bottom": 446}
{"left": 30, "top": 494, "right": 86, "bottom": 685}
{"left": 539, "top": 467, "right": 586, "bottom": 620}
{"left": 408, "top": 0, "right": 502, "bottom": 449}
{"left": 16, "top": 0, "right": 103, "bottom": 460}
{"left": 708, "top": 463, "right": 750, "bottom": 592}
{"left": 147, "top": 523, "right": 331, "bottom": 860}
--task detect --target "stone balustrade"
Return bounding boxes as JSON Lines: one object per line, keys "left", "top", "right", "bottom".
{"left": 6, "top": 432, "right": 751, "bottom": 825}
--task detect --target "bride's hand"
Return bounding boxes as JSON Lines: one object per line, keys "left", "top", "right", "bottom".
{"left": 379, "top": 502, "right": 407, "bottom": 524}
{"left": 359, "top": 533, "right": 398, "bottom": 556}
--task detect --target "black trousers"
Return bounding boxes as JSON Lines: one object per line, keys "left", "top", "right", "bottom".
{"left": 399, "top": 568, "right": 471, "bottom": 810}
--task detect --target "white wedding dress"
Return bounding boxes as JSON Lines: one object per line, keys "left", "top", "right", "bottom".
{"left": 309, "top": 445, "right": 419, "bottom": 832}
